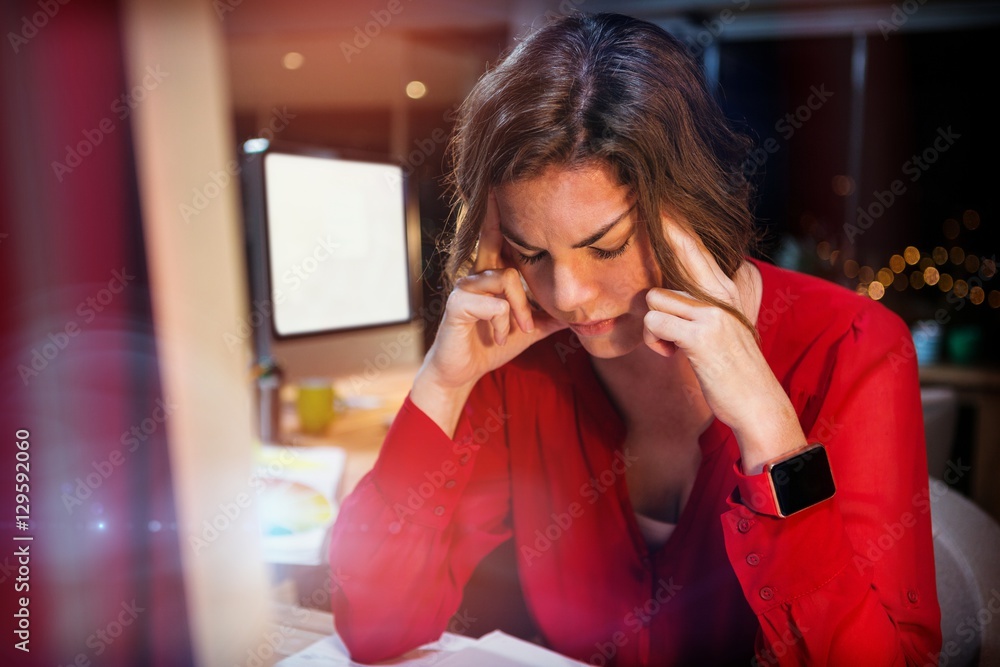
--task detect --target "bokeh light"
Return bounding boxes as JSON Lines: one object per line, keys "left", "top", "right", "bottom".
{"left": 982, "top": 259, "right": 996, "bottom": 279}
{"left": 406, "top": 80, "right": 428, "bottom": 99}
{"left": 943, "top": 218, "right": 960, "bottom": 239}
{"left": 831, "top": 175, "right": 854, "bottom": 196}
{"left": 963, "top": 209, "right": 980, "bottom": 230}
{"left": 282, "top": 51, "right": 304, "bottom": 70}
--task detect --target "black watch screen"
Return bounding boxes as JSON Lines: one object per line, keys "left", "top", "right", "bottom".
{"left": 769, "top": 444, "right": 837, "bottom": 517}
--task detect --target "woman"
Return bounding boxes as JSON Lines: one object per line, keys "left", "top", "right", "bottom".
{"left": 329, "top": 13, "right": 942, "bottom": 665}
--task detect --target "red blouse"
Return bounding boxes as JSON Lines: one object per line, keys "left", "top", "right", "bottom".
{"left": 329, "top": 257, "right": 942, "bottom": 666}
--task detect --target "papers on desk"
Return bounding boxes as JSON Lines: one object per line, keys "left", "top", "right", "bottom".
{"left": 276, "top": 630, "right": 588, "bottom": 666}
{"left": 256, "top": 444, "right": 347, "bottom": 565}
{"left": 433, "top": 632, "right": 590, "bottom": 666}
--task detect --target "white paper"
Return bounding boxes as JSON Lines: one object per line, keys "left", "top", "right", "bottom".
{"left": 276, "top": 632, "right": 476, "bottom": 666}
{"left": 276, "top": 630, "right": 587, "bottom": 667}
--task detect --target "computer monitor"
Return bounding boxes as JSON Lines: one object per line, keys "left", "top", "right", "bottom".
{"left": 239, "top": 141, "right": 417, "bottom": 372}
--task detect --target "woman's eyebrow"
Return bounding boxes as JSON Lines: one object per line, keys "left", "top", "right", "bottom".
{"left": 500, "top": 203, "right": 636, "bottom": 252}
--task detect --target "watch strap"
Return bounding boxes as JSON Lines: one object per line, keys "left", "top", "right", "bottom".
{"left": 732, "top": 459, "right": 781, "bottom": 517}
{"left": 734, "top": 443, "right": 835, "bottom": 518}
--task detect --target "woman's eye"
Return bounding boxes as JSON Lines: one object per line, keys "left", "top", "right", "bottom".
{"left": 517, "top": 251, "right": 545, "bottom": 266}
{"left": 592, "top": 237, "right": 632, "bottom": 260}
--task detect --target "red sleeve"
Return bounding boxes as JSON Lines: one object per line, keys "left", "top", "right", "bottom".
{"left": 721, "top": 302, "right": 943, "bottom": 665}
{"left": 328, "top": 371, "right": 512, "bottom": 663}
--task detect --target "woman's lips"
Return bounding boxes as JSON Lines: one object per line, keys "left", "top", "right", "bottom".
{"left": 569, "top": 316, "right": 619, "bottom": 336}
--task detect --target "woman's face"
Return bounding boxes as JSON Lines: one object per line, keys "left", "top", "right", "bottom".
{"left": 494, "top": 163, "right": 663, "bottom": 359}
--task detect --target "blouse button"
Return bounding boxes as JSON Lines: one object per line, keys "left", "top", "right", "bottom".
{"left": 738, "top": 518, "right": 752, "bottom": 533}
{"left": 907, "top": 589, "right": 919, "bottom": 604}
{"left": 444, "top": 480, "right": 457, "bottom": 489}
{"left": 759, "top": 586, "right": 774, "bottom": 601}
{"left": 746, "top": 553, "right": 760, "bottom": 567}
{"left": 433, "top": 506, "right": 445, "bottom": 516}
{"left": 459, "top": 454, "right": 471, "bottom": 465}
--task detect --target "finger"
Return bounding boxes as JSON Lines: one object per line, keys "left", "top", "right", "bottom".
{"left": 645, "top": 287, "right": 705, "bottom": 322}
{"left": 643, "top": 326, "right": 677, "bottom": 357}
{"left": 448, "top": 290, "right": 511, "bottom": 345}
{"left": 522, "top": 309, "right": 568, "bottom": 342}
{"left": 473, "top": 192, "right": 504, "bottom": 273}
{"left": 661, "top": 214, "right": 731, "bottom": 299}
{"left": 505, "top": 309, "right": 570, "bottom": 351}
{"left": 643, "top": 310, "right": 691, "bottom": 357}
{"left": 490, "top": 305, "right": 511, "bottom": 346}
{"left": 457, "top": 268, "right": 535, "bottom": 333}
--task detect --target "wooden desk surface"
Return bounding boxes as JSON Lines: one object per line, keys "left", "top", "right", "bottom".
{"left": 265, "top": 581, "right": 337, "bottom": 665}
{"left": 279, "top": 363, "right": 420, "bottom": 499}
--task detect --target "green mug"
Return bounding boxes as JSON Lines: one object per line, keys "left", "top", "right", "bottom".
{"left": 296, "top": 380, "right": 335, "bottom": 434}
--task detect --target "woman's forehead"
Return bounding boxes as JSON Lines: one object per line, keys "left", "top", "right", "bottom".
{"left": 494, "top": 166, "right": 636, "bottom": 247}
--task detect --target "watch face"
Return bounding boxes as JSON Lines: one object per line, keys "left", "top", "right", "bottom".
{"left": 769, "top": 445, "right": 836, "bottom": 517}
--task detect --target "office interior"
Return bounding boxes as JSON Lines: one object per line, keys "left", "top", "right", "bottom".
{"left": 1, "top": 0, "right": 999, "bottom": 665}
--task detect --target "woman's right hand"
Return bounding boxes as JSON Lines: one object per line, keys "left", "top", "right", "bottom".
{"left": 411, "top": 193, "right": 568, "bottom": 435}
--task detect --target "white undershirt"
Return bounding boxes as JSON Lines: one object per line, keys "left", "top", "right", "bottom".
{"left": 634, "top": 511, "right": 677, "bottom": 551}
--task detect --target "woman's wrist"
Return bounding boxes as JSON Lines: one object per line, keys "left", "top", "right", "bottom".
{"left": 410, "top": 365, "right": 477, "bottom": 440}
{"left": 731, "top": 391, "right": 806, "bottom": 475}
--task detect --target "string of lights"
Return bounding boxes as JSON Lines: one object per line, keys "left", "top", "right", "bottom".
{"left": 815, "top": 209, "right": 998, "bottom": 307}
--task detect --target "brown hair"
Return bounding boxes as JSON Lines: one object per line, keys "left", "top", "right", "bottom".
{"left": 444, "top": 12, "right": 760, "bottom": 339}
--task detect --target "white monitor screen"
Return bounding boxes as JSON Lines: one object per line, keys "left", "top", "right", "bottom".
{"left": 263, "top": 152, "right": 411, "bottom": 337}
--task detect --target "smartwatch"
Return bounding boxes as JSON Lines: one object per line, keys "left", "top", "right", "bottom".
{"left": 736, "top": 443, "right": 836, "bottom": 518}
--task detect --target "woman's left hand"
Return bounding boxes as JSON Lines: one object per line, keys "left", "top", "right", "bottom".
{"left": 642, "top": 215, "right": 805, "bottom": 474}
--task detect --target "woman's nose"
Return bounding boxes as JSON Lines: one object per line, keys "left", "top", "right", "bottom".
{"left": 550, "top": 261, "right": 598, "bottom": 314}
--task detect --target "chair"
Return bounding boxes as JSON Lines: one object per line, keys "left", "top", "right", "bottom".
{"left": 930, "top": 478, "right": 1000, "bottom": 666}
{"left": 921, "top": 386, "right": 959, "bottom": 480}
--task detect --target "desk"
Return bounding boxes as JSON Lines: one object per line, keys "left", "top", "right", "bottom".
{"left": 267, "top": 364, "right": 420, "bottom": 612}
{"left": 281, "top": 363, "right": 421, "bottom": 499}
{"left": 920, "top": 363, "right": 1000, "bottom": 522}
{"left": 264, "top": 583, "right": 588, "bottom": 666}
{"left": 264, "top": 583, "right": 341, "bottom": 666}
